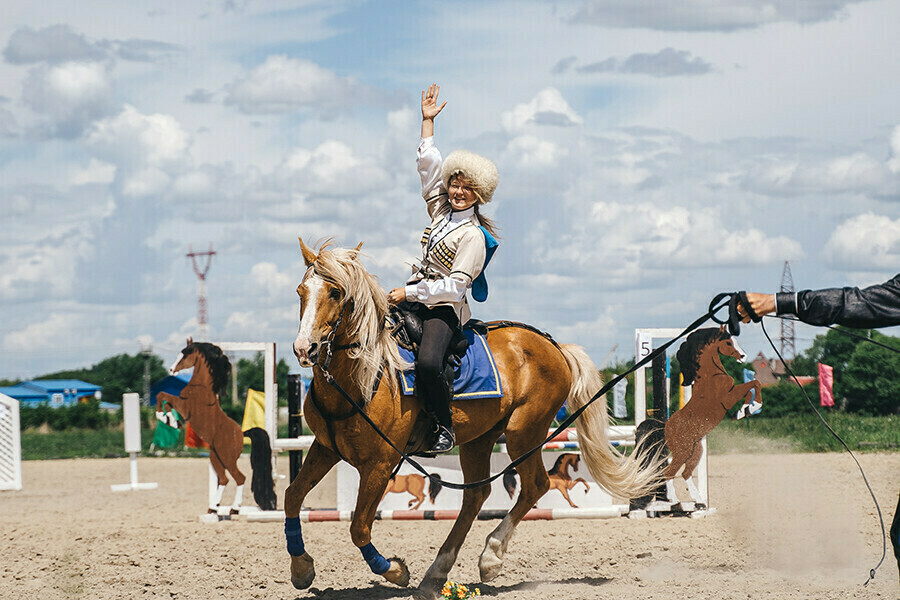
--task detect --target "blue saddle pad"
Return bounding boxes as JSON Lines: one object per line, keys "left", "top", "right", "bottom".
{"left": 399, "top": 328, "right": 503, "bottom": 400}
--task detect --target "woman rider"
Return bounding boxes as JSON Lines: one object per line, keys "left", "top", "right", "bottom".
{"left": 387, "top": 83, "right": 500, "bottom": 454}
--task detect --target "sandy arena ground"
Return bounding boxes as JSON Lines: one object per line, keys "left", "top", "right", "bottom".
{"left": 3, "top": 447, "right": 900, "bottom": 600}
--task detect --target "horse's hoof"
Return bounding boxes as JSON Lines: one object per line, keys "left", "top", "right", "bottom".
{"left": 290, "top": 553, "right": 315, "bottom": 590}
{"left": 416, "top": 576, "right": 444, "bottom": 600}
{"left": 382, "top": 557, "right": 410, "bottom": 587}
{"left": 479, "top": 538, "right": 503, "bottom": 582}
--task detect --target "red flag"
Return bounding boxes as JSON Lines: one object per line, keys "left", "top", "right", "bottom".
{"left": 184, "top": 422, "right": 209, "bottom": 449}
{"left": 818, "top": 363, "right": 835, "bottom": 407}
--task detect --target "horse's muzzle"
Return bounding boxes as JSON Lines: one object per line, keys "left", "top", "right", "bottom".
{"left": 293, "top": 338, "right": 318, "bottom": 368}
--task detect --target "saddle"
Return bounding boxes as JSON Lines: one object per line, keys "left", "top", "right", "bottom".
{"left": 387, "top": 302, "right": 488, "bottom": 457}
{"left": 388, "top": 302, "right": 489, "bottom": 365}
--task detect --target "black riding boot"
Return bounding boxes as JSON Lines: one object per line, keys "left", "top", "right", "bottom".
{"left": 416, "top": 307, "right": 458, "bottom": 454}
{"left": 427, "top": 365, "right": 455, "bottom": 453}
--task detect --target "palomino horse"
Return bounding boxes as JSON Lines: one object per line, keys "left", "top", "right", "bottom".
{"left": 157, "top": 339, "right": 276, "bottom": 514}
{"left": 547, "top": 453, "right": 590, "bottom": 508}
{"left": 382, "top": 473, "right": 443, "bottom": 510}
{"left": 284, "top": 239, "right": 662, "bottom": 598}
{"left": 663, "top": 326, "right": 761, "bottom": 506}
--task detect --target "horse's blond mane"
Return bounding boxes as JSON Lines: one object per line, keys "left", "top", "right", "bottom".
{"left": 311, "top": 244, "right": 410, "bottom": 397}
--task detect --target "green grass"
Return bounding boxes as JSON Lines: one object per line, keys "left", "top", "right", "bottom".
{"left": 21, "top": 423, "right": 299, "bottom": 460}
{"left": 20, "top": 413, "right": 900, "bottom": 460}
{"left": 709, "top": 413, "right": 900, "bottom": 454}
{"left": 21, "top": 428, "right": 152, "bottom": 460}
{"left": 21, "top": 428, "right": 215, "bottom": 460}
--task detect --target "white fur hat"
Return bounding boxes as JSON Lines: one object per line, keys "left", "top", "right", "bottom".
{"left": 441, "top": 150, "right": 499, "bottom": 204}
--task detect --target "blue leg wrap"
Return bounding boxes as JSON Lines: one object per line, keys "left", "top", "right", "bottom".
{"left": 285, "top": 516, "right": 305, "bottom": 556}
{"left": 360, "top": 542, "right": 390, "bottom": 575}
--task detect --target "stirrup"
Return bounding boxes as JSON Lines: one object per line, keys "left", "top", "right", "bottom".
{"left": 429, "top": 426, "right": 455, "bottom": 454}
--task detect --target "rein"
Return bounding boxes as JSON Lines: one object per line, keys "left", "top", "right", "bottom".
{"left": 312, "top": 294, "right": 735, "bottom": 492}
{"left": 757, "top": 316, "right": 897, "bottom": 586}
{"left": 308, "top": 302, "right": 363, "bottom": 463}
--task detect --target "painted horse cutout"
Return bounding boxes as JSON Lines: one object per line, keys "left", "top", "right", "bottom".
{"left": 547, "top": 453, "right": 590, "bottom": 508}
{"left": 497, "top": 454, "right": 590, "bottom": 508}
{"left": 662, "top": 326, "right": 762, "bottom": 507}
{"left": 381, "top": 473, "right": 443, "bottom": 510}
{"left": 157, "top": 339, "right": 276, "bottom": 514}
{"left": 284, "top": 239, "right": 663, "bottom": 599}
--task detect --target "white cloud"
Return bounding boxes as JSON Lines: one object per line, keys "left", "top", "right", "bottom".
{"left": 250, "top": 261, "right": 293, "bottom": 297}
{"left": 71, "top": 158, "right": 116, "bottom": 185}
{"left": 85, "top": 105, "right": 191, "bottom": 197}
{"left": 823, "top": 213, "right": 900, "bottom": 270}
{"left": 501, "top": 88, "right": 582, "bottom": 133}
{"left": 740, "top": 147, "right": 898, "bottom": 197}
{"left": 552, "top": 312, "right": 619, "bottom": 355}
{"left": 569, "top": 0, "right": 868, "bottom": 32}
{"left": 888, "top": 125, "right": 900, "bottom": 174}
{"left": 225, "top": 55, "right": 374, "bottom": 117}
{"left": 171, "top": 168, "right": 216, "bottom": 197}
{"left": 505, "top": 135, "right": 566, "bottom": 168}
{"left": 0, "top": 108, "right": 18, "bottom": 137}
{"left": 0, "top": 233, "right": 93, "bottom": 302}
{"left": 223, "top": 305, "right": 297, "bottom": 342}
{"left": 108, "top": 38, "right": 184, "bottom": 63}
{"left": 3, "top": 25, "right": 105, "bottom": 64}
{"left": 274, "top": 140, "right": 392, "bottom": 196}
{"left": 578, "top": 48, "right": 714, "bottom": 77}
{"left": 22, "top": 61, "right": 113, "bottom": 137}
{"left": 538, "top": 201, "right": 804, "bottom": 278}
{"left": 3, "top": 313, "right": 72, "bottom": 352}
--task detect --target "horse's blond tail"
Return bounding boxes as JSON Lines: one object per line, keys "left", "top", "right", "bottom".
{"left": 560, "top": 344, "right": 663, "bottom": 500}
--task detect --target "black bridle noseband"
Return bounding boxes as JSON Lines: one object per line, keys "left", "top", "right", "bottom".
{"left": 305, "top": 300, "right": 364, "bottom": 463}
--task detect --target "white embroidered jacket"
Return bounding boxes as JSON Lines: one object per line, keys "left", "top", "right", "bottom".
{"left": 404, "top": 137, "right": 487, "bottom": 324}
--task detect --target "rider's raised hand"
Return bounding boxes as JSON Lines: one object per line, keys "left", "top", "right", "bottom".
{"left": 421, "top": 83, "right": 447, "bottom": 121}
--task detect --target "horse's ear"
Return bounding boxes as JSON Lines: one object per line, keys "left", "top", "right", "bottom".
{"left": 719, "top": 325, "right": 727, "bottom": 334}
{"left": 350, "top": 241, "right": 363, "bottom": 260}
{"left": 186, "top": 336, "right": 193, "bottom": 346}
{"left": 299, "top": 237, "right": 317, "bottom": 267}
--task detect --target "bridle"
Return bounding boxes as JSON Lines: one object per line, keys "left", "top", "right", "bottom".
{"left": 304, "top": 295, "right": 364, "bottom": 463}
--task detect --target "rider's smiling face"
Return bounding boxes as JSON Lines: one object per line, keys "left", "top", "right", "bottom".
{"left": 448, "top": 175, "right": 478, "bottom": 211}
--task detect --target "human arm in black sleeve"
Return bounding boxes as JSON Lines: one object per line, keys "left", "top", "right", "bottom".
{"left": 774, "top": 274, "right": 900, "bottom": 328}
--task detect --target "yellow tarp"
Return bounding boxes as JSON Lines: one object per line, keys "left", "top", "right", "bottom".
{"left": 242, "top": 388, "right": 266, "bottom": 444}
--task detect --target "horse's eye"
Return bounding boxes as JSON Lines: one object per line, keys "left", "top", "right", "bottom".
{"left": 329, "top": 288, "right": 341, "bottom": 300}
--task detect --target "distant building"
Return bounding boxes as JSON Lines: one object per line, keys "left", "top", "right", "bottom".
{"left": 0, "top": 380, "right": 103, "bottom": 408}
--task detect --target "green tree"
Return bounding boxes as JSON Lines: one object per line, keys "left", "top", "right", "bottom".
{"left": 752, "top": 380, "right": 819, "bottom": 418}
{"left": 794, "top": 327, "right": 872, "bottom": 373}
{"left": 841, "top": 332, "right": 900, "bottom": 415}
{"left": 229, "top": 352, "right": 291, "bottom": 407}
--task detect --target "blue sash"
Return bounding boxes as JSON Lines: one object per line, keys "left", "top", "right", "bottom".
{"left": 472, "top": 227, "right": 498, "bottom": 302}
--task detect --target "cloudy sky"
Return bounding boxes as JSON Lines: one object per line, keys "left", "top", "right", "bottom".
{"left": 2, "top": 0, "right": 899, "bottom": 381}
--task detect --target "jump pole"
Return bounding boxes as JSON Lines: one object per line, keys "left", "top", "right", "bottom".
{"left": 247, "top": 506, "right": 627, "bottom": 523}
{"left": 111, "top": 393, "right": 157, "bottom": 492}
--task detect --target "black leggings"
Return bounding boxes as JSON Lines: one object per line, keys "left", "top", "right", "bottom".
{"left": 415, "top": 305, "right": 459, "bottom": 428}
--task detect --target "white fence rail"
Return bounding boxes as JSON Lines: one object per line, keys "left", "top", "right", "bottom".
{"left": 0, "top": 393, "right": 23, "bottom": 491}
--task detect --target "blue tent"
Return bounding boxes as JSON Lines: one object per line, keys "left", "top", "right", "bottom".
{"left": 0, "top": 379, "right": 102, "bottom": 408}
{"left": 150, "top": 373, "right": 191, "bottom": 408}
